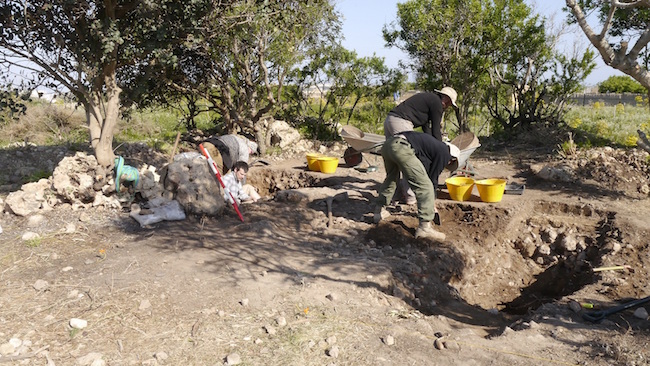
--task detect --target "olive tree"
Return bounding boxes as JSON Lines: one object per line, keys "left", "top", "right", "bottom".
{"left": 125, "top": 0, "right": 340, "bottom": 154}
{"left": 384, "top": 0, "right": 595, "bottom": 133}
{"left": 285, "top": 44, "right": 404, "bottom": 139}
{"left": 383, "top": 0, "right": 491, "bottom": 132}
{"left": 565, "top": 0, "right": 650, "bottom": 99}
{"left": 0, "top": 86, "right": 26, "bottom": 125}
{"left": 485, "top": 4, "right": 595, "bottom": 129}
{"left": 0, "top": 0, "right": 211, "bottom": 168}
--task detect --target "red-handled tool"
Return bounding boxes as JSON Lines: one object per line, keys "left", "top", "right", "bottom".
{"left": 198, "top": 143, "right": 244, "bottom": 222}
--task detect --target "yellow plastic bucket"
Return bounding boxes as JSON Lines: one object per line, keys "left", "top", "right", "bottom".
{"left": 475, "top": 179, "right": 507, "bottom": 203}
{"left": 306, "top": 153, "right": 322, "bottom": 171}
{"left": 445, "top": 176, "right": 475, "bottom": 201}
{"left": 317, "top": 156, "right": 339, "bottom": 174}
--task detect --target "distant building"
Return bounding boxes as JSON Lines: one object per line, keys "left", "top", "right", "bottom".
{"left": 303, "top": 84, "right": 331, "bottom": 99}
{"left": 569, "top": 92, "right": 645, "bottom": 106}
{"left": 29, "top": 90, "right": 57, "bottom": 103}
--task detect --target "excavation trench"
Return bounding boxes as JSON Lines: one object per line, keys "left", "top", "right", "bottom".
{"left": 249, "top": 168, "right": 617, "bottom": 317}
{"left": 368, "top": 201, "right": 616, "bottom": 317}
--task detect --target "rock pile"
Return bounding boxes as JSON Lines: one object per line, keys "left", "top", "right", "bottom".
{"left": 3, "top": 152, "right": 120, "bottom": 216}
{"left": 2, "top": 151, "right": 226, "bottom": 219}
{"left": 2, "top": 120, "right": 351, "bottom": 220}
{"left": 530, "top": 147, "right": 650, "bottom": 197}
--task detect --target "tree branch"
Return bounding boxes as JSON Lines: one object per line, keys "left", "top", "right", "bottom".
{"left": 628, "top": 28, "right": 650, "bottom": 60}
{"left": 612, "top": 0, "right": 650, "bottom": 9}
{"left": 566, "top": 0, "right": 615, "bottom": 65}
{"left": 637, "top": 129, "right": 650, "bottom": 153}
{"left": 599, "top": 2, "right": 616, "bottom": 39}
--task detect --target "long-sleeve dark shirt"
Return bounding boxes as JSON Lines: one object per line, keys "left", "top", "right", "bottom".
{"left": 388, "top": 92, "right": 444, "bottom": 140}
{"left": 402, "top": 131, "right": 451, "bottom": 189}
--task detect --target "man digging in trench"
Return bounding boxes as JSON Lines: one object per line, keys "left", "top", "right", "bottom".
{"left": 373, "top": 130, "right": 459, "bottom": 241}
{"left": 384, "top": 87, "right": 458, "bottom": 205}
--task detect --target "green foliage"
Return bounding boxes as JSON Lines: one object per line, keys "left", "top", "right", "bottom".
{"left": 566, "top": 1, "right": 650, "bottom": 99}
{"left": 383, "top": 0, "right": 594, "bottom": 134}
{"left": 484, "top": 3, "right": 595, "bottom": 131}
{"left": 0, "top": 88, "right": 27, "bottom": 125}
{"left": 119, "top": 1, "right": 231, "bottom": 130}
{"left": 590, "top": 2, "right": 650, "bottom": 38}
{"left": 295, "top": 116, "right": 340, "bottom": 141}
{"left": 0, "top": 102, "right": 89, "bottom": 147}
{"left": 25, "top": 237, "right": 41, "bottom": 248}
{"left": 598, "top": 76, "right": 646, "bottom": 94}
{"left": 114, "top": 107, "right": 207, "bottom": 154}
{"left": 283, "top": 43, "right": 403, "bottom": 138}
{"left": 1, "top": 0, "right": 216, "bottom": 166}
{"left": 348, "top": 99, "right": 397, "bottom": 134}
{"left": 564, "top": 104, "right": 650, "bottom": 147}
{"left": 557, "top": 132, "right": 577, "bottom": 158}
{"left": 384, "top": 0, "right": 491, "bottom": 132}
{"left": 121, "top": 0, "right": 341, "bottom": 152}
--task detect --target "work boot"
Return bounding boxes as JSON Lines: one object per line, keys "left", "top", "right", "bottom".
{"left": 373, "top": 206, "right": 391, "bottom": 223}
{"left": 415, "top": 221, "right": 446, "bottom": 241}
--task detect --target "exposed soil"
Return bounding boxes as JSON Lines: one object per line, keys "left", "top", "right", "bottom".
{"left": 1, "top": 136, "right": 650, "bottom": 366}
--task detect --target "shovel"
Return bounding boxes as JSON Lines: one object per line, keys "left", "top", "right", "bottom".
{"left": 325, "top": 192, "right": 349, "bottom": 228}
{"left": 582, "top": 295, "right": 650, "bottom": 323}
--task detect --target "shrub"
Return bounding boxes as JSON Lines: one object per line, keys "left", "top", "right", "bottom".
{"left": 598, "top": 75, "right": 646, "bottom": 93}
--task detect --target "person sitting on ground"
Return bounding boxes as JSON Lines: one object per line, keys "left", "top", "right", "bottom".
{"left": 222, "top": 161, "right": 261, "bottom": 205}
{"left": 201, "top": 134, "right": 258, "bottom": 175}
{"left": 374, "top": 131, "right": 457, "bottom": 241}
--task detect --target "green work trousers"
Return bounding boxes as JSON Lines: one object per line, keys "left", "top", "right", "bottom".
{"left": 376, "top": 136, "right": 435, "bottom": 222}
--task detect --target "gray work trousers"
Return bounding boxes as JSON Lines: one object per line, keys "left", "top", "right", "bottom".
{"left": 384, "top": 114, "right": 417, "bottom": 203}
{"left": 383, "top": 114, "right": 414, "bottom": 137}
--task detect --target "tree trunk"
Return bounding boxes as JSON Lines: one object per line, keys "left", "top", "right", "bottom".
{"left": 638, "top": 129, "right": 650, "bottom": 153}
{"left": 254, "top": 126, "right": 266, "bottom": 156}
{"left": 566, "top": 0, "right": 650, "bottom": 107}
{"left": 87, "top": 73, "right": 122, "bottom": 169}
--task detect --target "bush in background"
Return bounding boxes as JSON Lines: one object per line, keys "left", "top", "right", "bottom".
{"left": 598, "top": 75, "right": 646, "bottom": 94}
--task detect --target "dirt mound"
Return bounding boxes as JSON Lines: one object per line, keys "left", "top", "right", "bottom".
{"left": 573, "top": 147, "right": 650, "bottom": 197}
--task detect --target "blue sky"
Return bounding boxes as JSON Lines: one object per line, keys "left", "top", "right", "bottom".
{"left": 335, "top": 0, "right": 623, "bottom": 86}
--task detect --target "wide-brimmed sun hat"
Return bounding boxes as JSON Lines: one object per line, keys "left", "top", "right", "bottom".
{"left": 435, "top": 87, "right": 458, "bottom": 108}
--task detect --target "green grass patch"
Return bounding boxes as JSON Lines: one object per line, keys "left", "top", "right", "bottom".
{"left": 25, "top": 237, "right": 41, "bottom": 248}
{"left": 22, "top": 169, "right": 52, "bottom": 184}
{"left": 116, "top": 106, "right": 218, "bottom": 153}
{"left": 564, "top": 103, "right": 650, "bottom": 148}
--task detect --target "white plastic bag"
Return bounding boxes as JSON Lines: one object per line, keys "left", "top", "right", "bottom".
{"left": 173, "top": 152, "right": 203, "bottom": 162}
{"left": 130, "top": 200, "right": 186, "bottom": 227}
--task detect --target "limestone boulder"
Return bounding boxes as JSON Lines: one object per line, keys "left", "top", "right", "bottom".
{"left": 267, "top": 120, "right": 301, "bottom": 149}
{"left": 162, "top": 155, "right": 225, "bottom": 216}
